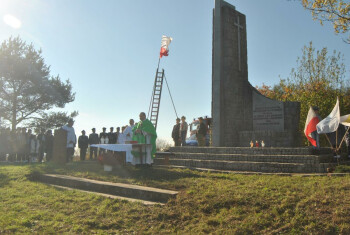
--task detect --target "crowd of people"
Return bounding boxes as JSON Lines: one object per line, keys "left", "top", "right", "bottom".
{"left": 61, "top": 118, "right": 137, "bottom": 162}
{"left": 0, "top": 118, "right": 137, "bottom": 163}
{"left": 0, "top": 127, "right": 54, "bottom": 162}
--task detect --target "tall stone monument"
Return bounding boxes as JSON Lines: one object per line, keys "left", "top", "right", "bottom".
{"left": 212, "top": 0, "right": 300, "bottom": 147}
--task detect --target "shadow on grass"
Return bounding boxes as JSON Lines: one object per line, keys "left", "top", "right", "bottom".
{"left": 0, "top": 173, "right": 10, "bottom": 187}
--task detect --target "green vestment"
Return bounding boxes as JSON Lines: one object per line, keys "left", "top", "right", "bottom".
{"left": 132, "top": 119, "right": 157, "bottom": 158}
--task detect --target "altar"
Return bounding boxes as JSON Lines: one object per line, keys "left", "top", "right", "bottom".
{"left": 91, "top": 143, "right": 153, "bottom": 165}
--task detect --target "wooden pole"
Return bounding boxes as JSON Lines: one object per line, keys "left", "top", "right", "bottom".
{"left": 324, "top": 134, "right": 334, "bottom": 149}
{"left": 337, "top": 127, "right": 349, "bottom": 151}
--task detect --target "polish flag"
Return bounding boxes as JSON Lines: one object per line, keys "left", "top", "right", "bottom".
{"left": 304, "top": 107, "right": 320, "bottom": 146}
{"left": 159, "top": 35, "right": 172, "bottom": 58}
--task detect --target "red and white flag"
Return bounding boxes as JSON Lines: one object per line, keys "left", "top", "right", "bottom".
{"left": 304, "top": 106, "right": 320, "bottom": 146}
{"left": 159, "top": 35, "right": 172, "bottom": 58}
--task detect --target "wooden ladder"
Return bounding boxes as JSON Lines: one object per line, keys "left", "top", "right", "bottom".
{"left": 149, "top": 68, "right": 164, "bottom": 130}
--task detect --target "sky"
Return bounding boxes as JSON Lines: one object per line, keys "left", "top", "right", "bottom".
{"left": 0, "top": 0, "right": 349, "bottom": 143}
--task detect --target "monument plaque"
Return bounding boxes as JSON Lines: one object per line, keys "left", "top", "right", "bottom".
{"left": 252, "top": 91, "right": 284, "bottom": 131}
{"left": 212, "top": 0, "right": 300, "bottom": 147}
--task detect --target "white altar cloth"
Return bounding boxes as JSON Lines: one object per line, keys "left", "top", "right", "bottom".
{"left": 91, "top": 144, "right": 151, "bottom": 165}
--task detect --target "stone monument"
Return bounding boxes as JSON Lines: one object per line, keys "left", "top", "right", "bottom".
{"left": 212, "top": 0, "right": 300, "bottom": 147}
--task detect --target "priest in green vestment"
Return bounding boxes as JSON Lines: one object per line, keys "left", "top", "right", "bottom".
{"left": 132, "top": 112, "right": 157, "bottom": 164}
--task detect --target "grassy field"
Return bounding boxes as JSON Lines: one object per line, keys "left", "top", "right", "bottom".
{"left": 1, "top": 162, "right": 350, "bottom": 234}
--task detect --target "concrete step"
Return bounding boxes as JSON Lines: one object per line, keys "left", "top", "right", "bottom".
{"left": 168, "top": 147, "right": 332, "bottom": 155}
{"left": 153, "top": 158, "right": 335, "bottom": 173}
{"left": 49, "top": 184, "right": 163, "bottom": 205}
{"left": 155, "top": 165, "right": 347, "bottom": 176}
{"left": 32, "top": 174, "right": 178, "bottom": 204}
{"left": 156, "top": 152, "right": 333, "bottom": 164}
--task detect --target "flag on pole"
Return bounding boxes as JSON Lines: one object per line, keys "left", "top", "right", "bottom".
{"left": 340, "top": 114, "right": 350, "bottom": 126}
{"left": 159, "top": 35, "right": 172, "bottom": 58}
{"left": 316, "top": 98, "right": 340, "bottom": 134}
{"left": 304, "top": 106, "right": 320, "bottom": 146}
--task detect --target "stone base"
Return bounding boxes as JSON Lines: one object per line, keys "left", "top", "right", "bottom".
{"left": 155, "top": 147, "right": 340, "bottom": 173}
{"left": 239, "top": 130, "right": 300, "bottom": 147}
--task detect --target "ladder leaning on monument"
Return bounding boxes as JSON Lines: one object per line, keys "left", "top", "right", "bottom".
{"left": 147, "top": 68, "right": 178, "bottom": 130}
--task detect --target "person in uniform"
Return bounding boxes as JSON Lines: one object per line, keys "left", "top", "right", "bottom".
{"left": 99, "top": 127, "right": 108, "bottom": 154}
{"left": 37, "top": 129, "right": 46, "bottom": 163}
{"left": 88, "top": 128, "right": 99, "bottom": 160}
{"left": 108, "top": 127, "right": 116, "bottom": 144}
{"left": 172, "top": 118, "right": 181, "bottom": 146}
{"left": 78, "top": 130, "right": 89, "bottom": 161}
{"left": 45, "top": 130, "right": 54, "bottom": 162}
{"left": 196, "top": 117, "right": 207, "bottom": 147}
{"left": 179, "top": 116, "right": 188, "bottom": 146}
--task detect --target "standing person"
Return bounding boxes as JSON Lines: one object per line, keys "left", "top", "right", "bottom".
{"left": 61, "top": 119, "right": 77, "bottom": 163}
{"left": 115, "top": 127, "right": 121, "bottom": 144}
{"left": 117, "top": 127, "right": 126, "bottom": 144}
{"left": 108, "top": 127, "right": 116, "bottom": 144}
{"left": 8, "top": 129, "right": 17, "bottom": 162}
{"left": 37, "top": 129, "right": 46, "bottom": 163}
{"left": 180, "top": 116, "right": 188, "bottom": 146}
{"left": 311, "top": 106, "right": 321, "bottom": 149}
{"left": 17, "top": 128, "right": 27, "bottom": 162}
{"left": 196, "top": 117, "right": 207, "bottom": 147}
{"left": 99, "top": 127, "right": 108, "bottom": 155}
{"left": 28, "top": 129, "right": 40, "bottom": 162}
{"left": 132, "top": 112, "right": 157, "bottom": 165}
{"left": 78, "top": 130, "right": 89, "bottom": 161}
{"left": 0, "top": 129, "right": 5, "bottom": 161}
{"left": 89, "top": 128, "right": 99, "bottom": 160}
{"left": 45, "top": 130, "right": 54, "bottom": 162}
{"left": 123, "top": 119, "right": 135, "bottom": 142}
{"left": 172, "top": 118, "right": 181, "bottom": 146}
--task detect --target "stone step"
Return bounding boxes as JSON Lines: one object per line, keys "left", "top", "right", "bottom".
{"left": 32, "top": 174, "right": 178, "bottom": 203}
{"left": 154, "top": 165, "right": 347, "bottom": 176}
{"left": 49, "top": 184, "right": 163, "bottom": 205}
{"left": 156, "top": 152, "right": 332, "bottom": 164}
{"left": 153, "top": 158, "right": 335, "bottom": 173}
{"left": 168, "top": 147, "right": 332, "bottom": 155}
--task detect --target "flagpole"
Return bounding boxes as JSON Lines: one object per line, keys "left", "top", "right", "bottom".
{"left": 336, "top": 129, "right": 338, "bottom": 150}
{"left": 337, "top": 127, "right": 350, "bottom": 151}
{"left": 324, "top": 134, "right": 334, "bottom": 150}
{"left": 157, "top": 57, "right": 161, "bottom": 72}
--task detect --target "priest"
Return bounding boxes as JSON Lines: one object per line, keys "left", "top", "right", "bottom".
{"left": 132, "top": 112, "right": 157, "bottom": 165}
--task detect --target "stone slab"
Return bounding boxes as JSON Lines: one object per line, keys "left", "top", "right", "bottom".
{"left": 34, "top": 174, "right": 178, "bottom": 203}
{"left": 49, "top": 184, "right": 163, "bottom": 205}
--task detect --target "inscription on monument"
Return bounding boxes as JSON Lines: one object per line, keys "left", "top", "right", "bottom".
{"left": 252, "top": 91, "right": 284, "bottom": 131}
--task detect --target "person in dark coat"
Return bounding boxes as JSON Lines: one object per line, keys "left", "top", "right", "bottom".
{"left": 172, "top": 118, "right": 181, "bottom": 146}
{"left": 0, "top": 129, "right": 6, "bottom": 161}
{"left": 108, "top": 127, "right": 116, "bottom": 144}
{"left": 78, "top": 130, "right": 89, "bottom": 161}
{"left": 37, "top": 129, "right": 46, "bottom": 163}
{"left": 16, "top": 128, "right": 27, "bottom": 162}
{"left": 89, "top": 128, "right": 99, "bottom": 160}
{"left": 196, "top": 117, "right": 207, "bottom": 147}
{"left": 45, "top": 130, "right": 54, "bottom": 162}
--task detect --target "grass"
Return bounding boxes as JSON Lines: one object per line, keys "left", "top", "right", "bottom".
{"left": 1, "top": 162, "right": 350, "bottom": 234}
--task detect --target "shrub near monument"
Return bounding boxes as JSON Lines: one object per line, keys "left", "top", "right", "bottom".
{"left": 257, "top": 42, "right": 349, "bottom": 146}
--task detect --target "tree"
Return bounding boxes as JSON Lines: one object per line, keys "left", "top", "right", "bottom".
{"left": 0, "top": 36, "right": 76, "bottom": 130}
{"left": 29, "top": 111, "right": 79, "bottom": 133}
{"left": 302, "top": 0, "right": 350, "bottom": 43}
{"left": 256, "top": 42, "right": 349, "bottom": 145}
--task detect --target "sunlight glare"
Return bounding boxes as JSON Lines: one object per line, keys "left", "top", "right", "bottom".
{"left": 3, "top": 14, "right": 21, "bottom": 29}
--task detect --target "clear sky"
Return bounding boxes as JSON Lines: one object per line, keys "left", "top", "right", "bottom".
{"left": 0, "top": 0, "right": 349, "bottom": 143}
